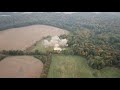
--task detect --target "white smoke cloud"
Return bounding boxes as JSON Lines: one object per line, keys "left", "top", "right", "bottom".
{"left": 43, "top": 36, "right": 68, "bottom": 48}
{"left": 59, "top": 39, "right": 68, "bottom": 47}
{"left": 43, "top": 40, "right": 50, "bottom": 48}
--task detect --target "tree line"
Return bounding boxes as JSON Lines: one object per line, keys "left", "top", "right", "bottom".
{"left": 59, "top": 29, "right": 120, "bottom": 70}
{"left": 0, "top": 50, "right": 47, "bottom": 56}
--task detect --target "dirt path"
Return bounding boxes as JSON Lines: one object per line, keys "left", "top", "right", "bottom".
{"left": 0, "top": 56, "right": 43, "bottom": 78}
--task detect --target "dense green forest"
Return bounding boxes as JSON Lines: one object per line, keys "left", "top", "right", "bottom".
{"left": 0, "top": 12, "right": 120, "bottom": 32}
{"left": 0, "top": 12, "right": 120, "bottom": 70}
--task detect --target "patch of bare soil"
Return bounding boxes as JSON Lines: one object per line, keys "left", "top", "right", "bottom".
{"left": 0, "top": 56, "right": 43, "bottom": 78}
{"left": 0, "top": 25, "right": 68, "bottom": 50}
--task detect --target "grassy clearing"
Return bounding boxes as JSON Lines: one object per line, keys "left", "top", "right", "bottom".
{"left": 0, "top": 54, "right": 7, "bottom": 61}
{"left": 100, "top": 67, "right": 120, "bottom": 78}
{"left": 48, "top": 55, "right": 94, "bottom": 78}
{"left": 32, "top": 40, "right": 53, "bottom": 53}
{"left": 48, "top": 55, "right": 120, "bottom": 78}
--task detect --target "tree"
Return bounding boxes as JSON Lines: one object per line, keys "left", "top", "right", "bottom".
{"left": 88, "top": 56, "right": 105, "bottom": 70}
{"left": 35, "top": 50, "right": 39, "bottom": 55}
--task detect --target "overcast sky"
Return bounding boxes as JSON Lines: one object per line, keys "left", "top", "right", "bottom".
{"left": 1, "top": 12, "right": 114, "bottom": 16}
{"left": 20, "top": 12, "right": 102, "bottom": 14}
{"left": 2, "top": 12, "right": 102, "bottom": 14}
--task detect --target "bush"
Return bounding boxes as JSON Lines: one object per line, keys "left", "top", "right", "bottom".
{"left": 0, "top": 55, "right": 7, "bottom": 61}
{"left": 112, "top": 55, "right": 120, "bottom": 68}
{"left": 40, "top": 54, "right": 52, "bottom": 78}
{"left": 33, "top": 55, "right": 47, "bottom": 64}
{"left": 1, "top": 50, "right": 24, "bottom": 55}
{"left": 88, "top": 56, "right": 105, "bottom": 70}
{"left": 34, "top": 53, "right": 52, "bottom": 78}
{"left": 61, "top": 49, "right": 74, "bottom": 55}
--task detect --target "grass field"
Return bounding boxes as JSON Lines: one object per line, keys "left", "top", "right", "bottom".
{"left": 48, "top": 55, "right": 120, "bottom": 78}
{"left": 32, "top": 41, "right": 53, "bottom": 53}
{"left": 48, "top": 55, "right": 95, "bottom": 78}
{"left": 32, "top": 41, "right": 120, "bottom": 78}
{"left": 100, "top": 67, "right": 120, "bottom": 78}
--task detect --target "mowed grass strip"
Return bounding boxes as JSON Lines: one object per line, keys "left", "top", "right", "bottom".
{"left": 48, "top": 55, "right": 94, "bottom": 78}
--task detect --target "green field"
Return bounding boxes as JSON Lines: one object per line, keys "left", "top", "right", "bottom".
{"left": 32, "top": 40, "right": 120, "bottom": 78}
{"left": 32, "top": 41, "right": 53, "bottom": 53}
{"left": 48, "top": 55, "right": 94, "bottom": 78}
{"left": 48, "top": 55, "right": 120, "bottom": 78}
{"left": 100, "top": 67, "right": 120, "bottom": 78}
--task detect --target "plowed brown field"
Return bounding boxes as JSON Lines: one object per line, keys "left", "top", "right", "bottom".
{"left": 0, "top": 56, "right": 43, "bottom": 78}
{"left": 0, "top": 25, "right": 68, "bottom": 50}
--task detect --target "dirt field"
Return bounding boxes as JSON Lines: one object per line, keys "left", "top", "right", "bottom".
{"left": 0, "top": 56, "right": 43, "bottom": 78}
{"left": 0, "top": 25, "right": 68, "bottom": 50}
